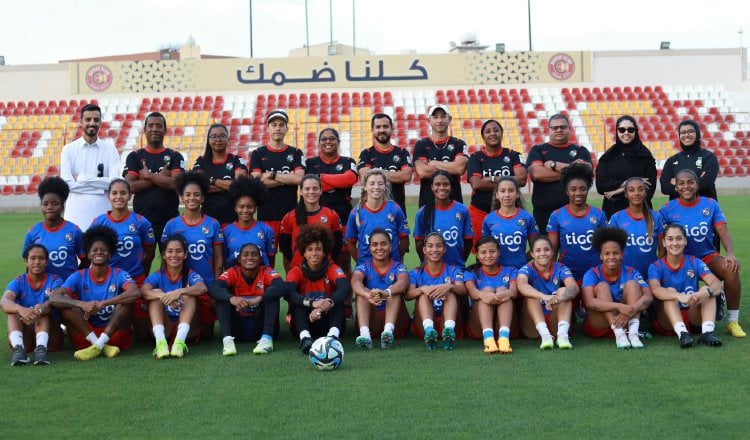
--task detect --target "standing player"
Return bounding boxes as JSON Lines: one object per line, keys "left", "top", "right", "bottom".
{"left": 249, "top": 110, "right": 305, "bottom": 268}
{"left": 124, "top": 112, "right": 185, "bottom": 251}
{"left": 23, "top": 177, "right": 86, "bottom": 280}
{"left": 224, "top": 177, "right": 275, "bottom": 268}
{"left": 413, "top": 105, "right": 468, "bottom": 208}
{"left": 467, "top": 119, "right": 527, "bottom": 247}
{"left": 527, "top": 114, "right": 593, "bottom": 233}
{"left": 60, "top": 103, "right": 121, "bottom": 231}
{"left": 357, "top": 113, "right": 413, "bottom": 216}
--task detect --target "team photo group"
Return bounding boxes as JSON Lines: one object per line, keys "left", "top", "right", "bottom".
{"left": 3, "top": 102, "right": 745, "bottom": 366}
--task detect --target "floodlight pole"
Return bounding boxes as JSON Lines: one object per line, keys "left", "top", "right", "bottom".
{"left": 527, "top": 0, "right": 532, "bottom": 51}
{"left": 305, "top": 0, "right": 310, "bottom": 56}
{"left": 249, "top": 0, "right": 254, "bottom": 58}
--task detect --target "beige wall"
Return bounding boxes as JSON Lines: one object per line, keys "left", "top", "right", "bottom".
{"left": 0, "top": 64, "right": 70, "bottom": 101}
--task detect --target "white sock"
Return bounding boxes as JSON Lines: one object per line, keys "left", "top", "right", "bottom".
{"left": 702, "top": 321, "right": 716, "bottom": 334}
{"left": 85, "top": 332, "right": 98, "bottom": 345}
{"left": 383, "top": 323, "right": 395, "bottom": 334}
{"left": 727, "top": 310, "right": 739, "bottom": 322}
{"left": 628, "top": 319, "right": 640, "bottom": 336}
{"left": 422, "top": 319, "right": 434, "bottom": 331}
{"left": 9, "top": 330, "right": 23, "bottom": 347}
{"left": 152, "top": 324, "right": 167, "bottom": 342}
{"left": 359, "top": 326, "right": 371, "bottom": 339}
{"left": 299, "top": 330, "right": 311, "bottom": 340}
{"left": 327, "top": 327, "right": 340, "bottom": 338}
{"left": 223, "top": 336, "right": 235, "bottom": 343}
{"left": 175, "top": 323, "right": 190, "bottom": 342}
{"left": 94, "top": 333, "right": 110, "bottom": 350}
{"left": 612, "top": 326, "right": 626, "bottom": 338}
{"left": 444, "top": 320, "right": 456, "bottom": 330}
{"left": 673, "top": 322, "right": 688, "bottom": 338}
{"left": 535, "top": 322, "right": 551, "bottom": 338}
{"left": 36, "top": 332, "right": 49, "bottom": 348}
{"left": 557, "top": 320, "right": 570, "bottom": 339}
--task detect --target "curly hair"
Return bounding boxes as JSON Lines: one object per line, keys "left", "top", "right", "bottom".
{"left": 229, "top": 176, "right": 268, "bottom": 207}
{"left": 562, "top": 161, "right": 594, "bottom": 189}
{"left": 83, "top": 225, "right": 118, "bottom": 254}
{"left": 176, "top": 170, "right": 210, "bottom": 195}
{"left": 592, "top": 227, "right": 628, "bottom": 253}
{"left": 296, "top": 224, "right": 333, "bottom": 256}
{"left": 38, "top": 176, "right": 70, "bottom": 202}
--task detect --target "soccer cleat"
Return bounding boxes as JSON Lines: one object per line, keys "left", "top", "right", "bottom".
{"left": 153, "top": 339, "right": 170, "bottom": 359}
{"left": 253, "top": 338, "right": 273, "bottom": 355}
{"left": 727, "top": 321, "right": 746, "bottom": 338}
{"left": 171, "top": 340, "right": 188, "bottom": 358}
{"left": 497, "top": 337, "right": 513, "bottom": 354}
{"left": 442, "top": 327, "right": 456, "bottom": 350}
{"left": 483, "top": 337, "right": 499, "bottom": 354}
{"left": 628, "top": 333, "right": 644, "bottom": 349}
{"left": 222, "top": 337, "right": 237, "bottom": 356}
{"left": 380, "top": 331, "right": 394, "bottom": 349}
{"left": 102, "top": 344, "right": 120, "bottom": 358}
{"left": 33, "top": 345, "right": 50, "bottom": 366}
{"left": 424, "top": 328, "right": 439, "bottom": 350}
{"left": 700, "top": 331, "right": 722, "bottom": 347}
{"left": 679, "top": 331, "right": 694, "bottom": 349}
{"left": 10, "top": 345, "right": 30, "bottom": 366}
{"left": 615, "top": 332, "right": 631, "bottom": 349}
{"left": 355, "top": 335, "right": 373, "bottom": 349}
{"left": 74, "top": 344, "right": 102, "bottom": 361}
{"left": 715, "top": 292, "right": 726, "bottom": 321}
{"left": 556, "top": 336, "right": 573, "bottom": 350}
{"left": 300, "top": 337, "right": 313, "bottom": 354}
{"left": 539, "top": 335, "right": 554, "bottom": 350}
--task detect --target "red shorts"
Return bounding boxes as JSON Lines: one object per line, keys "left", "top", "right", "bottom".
{"left": 650, "top": 309, "right": 699, "bottom": 336}
{"left": 70, "top": 323, "right": 132, "bottom": 350}
{"left": 582, "top": 318, "right": 614, "bottom": 338}
{"left": 701, "top": 252, "right": 721, "bottom": 265}
{"left": 262, "top": 220, "right": 282, "bottom": 251}
{"left": 198, "top": 293, "right": 216, "bottom": 325}
{"left": 468, "top": 205, "right": 489, "bottom": 250}
{"left": 367, "top": 310, "right": 409, "bottom": 339}
{"left": 411, "top": 317, "right": 464, "bottom": 340}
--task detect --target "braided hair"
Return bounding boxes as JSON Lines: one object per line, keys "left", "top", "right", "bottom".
{"left": 624, "top": 177, "right": 654, "bottom": 237}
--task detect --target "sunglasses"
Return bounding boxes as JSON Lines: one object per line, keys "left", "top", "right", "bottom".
{"left": 617, "top": 127, "right": 636, "bottom": 134}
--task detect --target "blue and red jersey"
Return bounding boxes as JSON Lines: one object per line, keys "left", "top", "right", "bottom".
{"left": 582, "top": 265, "right": 648, "bottom": 302}
{"left": 659, "top": 197, "right": 727, "bottom": 259}
{"left": 222, "top": 220, "right": 275, "bottom": 268}
{"left": 144, "top": 269, "right": 204, "bottom": 321}
{"left": 414, "top": 201, "right": 473, "bottom": 267}
{"left": 464, "top": 265, "right": 517, "bottom": 291}
{"left": 517, "top": 261, "right": 575, "bottom": 316}
{"left": 353, "top": 260, "right": 408, "bottom": 311}
{"left": 345, "top": 200, "right": 410, "bottom": 264}
{"left": 5, "top": 273, "right": 63, "bottom": 308}
{"left": 482, "top": 207, "right": 538, "bottom": 269}
{"left": 62, "top": 267, "right": 135, "bottom": 328}
{"left": 408, "top": 263, "right": 464, "bottom": 316}
{"left": 90, "top": 211, "right": 155, "bottom": 279}
{"left": 648, "top": 255, "right": 713, "bottom": 310}
{"left": 162, "top": 215, "right": 224, "bottom": 285}
{"left": 547, "top": 205, "right": 607, "bottom": 280}
{"left": 608, "top": 208, "right": 664, "bottom": 278}
{"left": 23, "top": 221, "right": 85, "bottom": 280}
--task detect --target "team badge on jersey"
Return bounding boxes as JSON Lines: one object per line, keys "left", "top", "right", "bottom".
{"left": 128, "top": 224, "right": 137, "bottom": 233}
{"left": 392, "top": 154, "right": 400, "bottom": 163}
{"left": 257, "top": 231, "right": 265, "bottom": 240}
{"left": 553, "top": 277, "right": 559, "bottom": 286}
{"left": 502, "top": 275, "right": 510, "bottom": 283}
{"left": 201, "top": 226, "right": 210, "bottom": 235}
{"left": 336, "top": 164, "right": 343, "bottom": 171}
{"left": 388, "top": 273, "right": 396, "bottom": 282}
{"left": 589, "top": 217, "right": 598, "bottom": 225}
{"left": 447, "top": 144, "right": 454, "bottom": 152}
{"left": 687, "top": 269, "right": 695, "bottom": 279}
{"left": 225, "top": 163, "right": 233, "bottom": 171}
{"left": 456, "top": 212, "right": 463, "bottom": 221}
{"left": 335, "top": 268, "right": 345, "bottom": 276}
{"left": 320, "top": 216, "right": 328, "bottom": 223}
{"left": 444, "top": 276, "right": 451, "bottom": 283}
{"left": 44, "top": 288, "right": 52, "bottom": 298}
{"left": 387, "top": 213, "right": 395, "bottom": 222}
{"left": 503, "top": 156, "right": 511, "bottom": 163}
{"left": 256, "top": 281, "right": 264, "bottom": 290}
{"left": 569, "top": 150, "right": 577, "bottom": 159}
{"left": 108, "top": 284, "right": 117, "bottom": 293}
{"left": 696, "top": 157, "right": 703, "bottom": 169}
{"left": 517, "top": 218, "right": 526, "bottom": 226}
{"left": 286, "top": 154, "right": 293, "bottom": 162}
{"left": 163, "top": 155, "right": 170, "bottom": 163}
{"left": 702, "top": 208, "right": 710, "bottom": 217}
{"left": 65, "top": 233, "right": 73, "bottom": 242}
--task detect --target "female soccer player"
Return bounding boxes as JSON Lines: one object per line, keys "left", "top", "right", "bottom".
{"left": 280, "top": 174, "right": 343, "bottom": 269}
{"left": 345, "top": 169, "right": 409, "bottom": 265}
{"left": 517, "top": 236, "right": 579, "bottom": 349}
{"left": 648, "top": 224, "right": 724, "bottom": 348}
{"left": 286, "top": 225, "right": 350, "bottom": 354}
{"left": 413, "top": 171, "right": 473, "bottom": 267}
{"left": 210, "top": 242, "right": 287, "bottom": 356}
{"left": 141, "top": 234, "right": 207, "bottom": 359}
{"left": 351, "top": 228, "right": 411, "bottom": 349}
{"left": 581, "top": 227, "right": 654, "bottom": 349}
{"left": 464, "top": 237, "right": 517, "bottom": 354}
{"left": 23, "top": 176, "right": 86, "bottom": 280}
{"left": 49, "top": 226, "right": 140, "bottom": 361}
{"left": 162, "top": 171, "right": 224, "bottom": 338}
{"left": 192, "top": 123, "right": 248, "bottom": 226}
{"left": 482, "top": 177, "right": 539, "bottom": 269}
{"left": 660, "top": 169, "right": 744, "bottom": 338}
{"left": 608, "top": 177, "right": 664, "bottom": 278}
{"left": 547, "top": 162, "right": 607, "bottom": 282}
{"left": 224, "top": 176, "right": 275, "bottom": 268}
{"left": 2, "top": 244, "right": 64, "bottom": 366}
{"left": 406, "top": 232, "right": 466, "bottom": 350}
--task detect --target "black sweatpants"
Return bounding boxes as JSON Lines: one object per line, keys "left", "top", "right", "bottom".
{"left": 291, "top": 302, "right": 345, "bottom": 339}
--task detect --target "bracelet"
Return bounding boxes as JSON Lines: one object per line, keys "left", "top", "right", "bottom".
{"left": 303, "top": 298, "right": 312, "bottom": 307}
{"left": 706, "top": 287, "right": 714, "bottom": 297}
{"left": 385, "top": 288, "right": 392, "bottom": 297}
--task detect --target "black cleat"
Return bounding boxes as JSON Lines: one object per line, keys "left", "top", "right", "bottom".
{"left": 679, "top": 332, "right": 694, "bottom": 349}
{"left": 700, "top": 331, "right": 722, "bottom": 347}
{"left": 11, "top": 345, "right": 30, "bottom": 366}
{"left": 715, "top": 291, "right": 726, "bottom": 321}
{"left": 300, "top": 337, "right": 313, "bottom": 355}
{"left": 33, "top": 345, "right": 50, "bottom": 366}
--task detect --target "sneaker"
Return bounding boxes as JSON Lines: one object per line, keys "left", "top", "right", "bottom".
{"left": 253, "top": 338, "right": 273, "bottom": 355}
{"left": 102, "top": 344, "right": 120, "bottom": 358}
{"left": 628, "top": 333, "right": 644, "bottom": 349}
{"left": 355, "top": 335, "right": 373, "bottom": 349}
{"left": 300, "top": 337, "right": 313, "bottom": 355}
{"left": 153, "top": 339, "right": 170, "bottom": 359}
{"left": 424, "top": 328, "right": 438, "bottom": 350}
{"left": 380, "top": 331, "right": 394, "bottom": 349}
{"left": 222, "top": 337, "right": 237, "bottom": 356}
{"left": 700, "top": 331, "right": 722, "bottom": 347}
{"left": 727, "top": 321, "right": 746, "bottom": 338}
{"left": 679, "top": 331, "right": 694, "bottom": 349}
{"left": 33, "top": 345, "right": 50, "bottom": 366}
{"left": 74, "top": 344, "right": 102, "bottom": 361}
{"left": 442, "top": 327, "right": 456, "bottom": 350}
{"left": 171, "top": 340, "right": 188, "bottom": 358}
{"left": 497, "top": 337, "right": 512, "bottom": 354}
{"left": 556, "top": 336, "right": 573, "bottom": 350}
{"left": 483, "top": 337, "right": 499, "bottom": 354}
{"left": 10, "top": 345, "right": 30, "bottom": 366}
{"left": 715, "top": 291, "right": 726, "bottom": 321}
{"left": 615, "top": 332, "right": 631, "bottom": 349}
{"left": 539, "top": 335, "right": 554, "bottom": 350}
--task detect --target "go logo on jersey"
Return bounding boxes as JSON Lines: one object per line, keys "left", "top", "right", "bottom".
{"left": 48, "top": 246, "right": 68, "bottom": 268}
{"left": 627, "top": 233, "right": 654, "bottom": 252}
{"left": 494, "top": 231, "right": 524, "bottom": 252}
{"left": 483, "top": 169, "right": 510, "bottom": 177}
{"left": 97, "top": 304, "right": 116, "bottom": 319}
{"left": 683, "top": 222, "right": 709, "bottom": 242}
{"left": 563, "top": 231, "right": 594, "bottom": 251}
{"left": 117, "top": 236, "right": 135, "bottom": 257}
{"left": 441, "top": 226, "right": 460, "bottom": 246}
{"left": 188, "top": 240, "right": 207, "bottom": 260}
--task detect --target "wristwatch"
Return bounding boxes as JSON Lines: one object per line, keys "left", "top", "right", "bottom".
{"left": 385, "top": 288, "right": 393, "bottom": 297}
{"left": 550, "top": 161, "right": 557, "bottom": 170}
{"left": 272, "top": 170, "right": 278, "bottom": 180}
{"left": 209, "top": 176, "right": 216, "bottom": 185}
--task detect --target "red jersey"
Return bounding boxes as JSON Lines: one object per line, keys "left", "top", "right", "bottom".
{"left": 286, "top": 264, "right": 346, "bottom": 300}
{"left": 279, "top": 207, "right": 342, "bottom": 266}
{"left": 218, "top": 266, "right": 281, "bottom": 298}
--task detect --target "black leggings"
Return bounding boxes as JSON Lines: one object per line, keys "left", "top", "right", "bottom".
{"left": 291, "top": 302, "right": 345, "bottom": 339}
{"left": 215, "top": 299, "right": 280, "bottom": 342}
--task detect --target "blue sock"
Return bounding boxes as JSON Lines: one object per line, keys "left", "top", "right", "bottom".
{"left": 425, "top": 326, "right": 435, "bottom": 334}
{"left": 499, "top": 328, "right": 510, "bottom": 338}
{"left": 482, "top": 329, "right": 494, "bottom": 339}
{"left": 261, "top": 334, "right": 273, "bottom": 342}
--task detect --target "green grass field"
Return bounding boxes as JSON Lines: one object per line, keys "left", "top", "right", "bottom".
{"left": 1, "top": 196, "right": 749, "bottom": 439}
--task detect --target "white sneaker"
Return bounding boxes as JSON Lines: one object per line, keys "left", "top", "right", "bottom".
{"left": 252, "top": 338, "right": 273, "bottom": 355}
{"left": 628, "top": 333, "right": 644, "bottom": 349}
{"left": 615, "top": 332, "right": 631, "bottom": 349}
{"left": 222, "top": 337, "right": 237, "bottom": 356}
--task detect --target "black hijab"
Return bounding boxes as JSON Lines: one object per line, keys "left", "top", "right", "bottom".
{"left": 678, "top": 119, "right": 701, "bottom": 153}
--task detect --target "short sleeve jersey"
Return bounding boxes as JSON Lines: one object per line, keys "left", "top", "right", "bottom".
{"left": 353, "top": 260, "right": 408, "bottom": 311}
{"left": 90, "top": 212, "right": 155, "bottom": 279}
{"left": 23, "top": 220, "right": 85, "bottom": 280}
{"left": 463, "top": 266, "right": 517, "bottom": 291}
{"left": 286, "top": 264, "right": 347, "bottom": 301}
{"left": 518, "top": 262, "right": 574, "bottom": 316}
{"left": 648, "top": 255, "right": 713, "bottom": 310}
{"left": 413, "top": 201, "right": 473, "bottom": 268}
{"left": 482, "top": 207, "right": 539, "bottom": 269}
{"left": 280, "top": 207, "right": 342, "bottom": 266}
{"left": 659, "top": 197, "right": 727, "bottom": 259}
{"left": 547, "top": 205, "right": 608, "bottom": 280}
{"left": 357, "top": 145, "right": 412, "bottom": 214}
{"left": 161, "top": 215, "right": 224, "bottom": 285}
{"left": 249, "top": 145, "right": 305, "bottom": 222}
{"left": 608, "top": 208, "right": 664, "bottom": 277}
{"left": 408, "top": 264, "right": 464, "bottom": 316}
{"left": 467, "top": 147, "right": 524, "bottom": 213}
{"left": 526, "top": 143, "right": 592, "bottom": 210}
{"left": 62, "top": 267, "right": 135, "bottom": 328}
{"left": 222, "top": 220, "right": 276, "bottom": 267}
{"left": 582, "top": 265, "right": 648, "bottom": 302}
{"left": 413, "top": 136, "right": 468, "bottom": 206}
{"left": 123, "top": 147, "right": 185, "bottom": 225}
{"left": 5, "top": 273, "right": 63, "bottom": 308}
{"left": 193, "top": 153, "right": 248, "bottom": 224}
{"left": 217, "top": 265, "right": 280, "bottom": 316}
{"left": 345, "top": 201, "right": 410, "bottom": 264}
{"left": 305, "top": 155, "right": 358, "bottom": 222}
{"left": 144, "top": 269, "right": 204, "bottom": 321}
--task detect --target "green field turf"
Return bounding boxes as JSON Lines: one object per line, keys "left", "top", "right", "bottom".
{"left": 1, "top": 196, "right": 749, "bottom": 439}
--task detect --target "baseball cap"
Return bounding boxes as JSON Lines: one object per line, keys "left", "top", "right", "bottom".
{"left": 266, "top": 109, "right": 289, "bottom": 124}
{"left": 427, "top": 104, "right": 450, "bottom": 116}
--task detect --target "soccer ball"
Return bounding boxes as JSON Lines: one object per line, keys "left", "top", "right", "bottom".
{"left": 308, "top": 336, "right": 344, "bottom": 371}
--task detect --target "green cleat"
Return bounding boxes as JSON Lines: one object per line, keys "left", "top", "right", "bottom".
{"left": 380, "top": 331, "right": 394, "bottom": 349}
{"left": 102, "top": 344, "right": 120, "bottom": 358}
{"left": 355, "top": 335, "right": 373, "bottom": 349}
{"left": 539, "top": 335, "right": 554, "bottom": 350}
{"left": 442, "top": 327, "right": 456, "bottom": 350}
{"left": 424, "top": 329, "right": 438, "bottom": 350}
{"left": 556, "top": 336, "right": 573, "bottom": 350}
{"left": 253, "top": 338, "right": 274, "bottom": 354}
{"left": 171, "top": 340, "right": 188, "bottom": 358}
{"left": 153, "top": 339, "right": 169, "bottom": 359}
{"left": 222, "top": 337, "right": 237, "bottom": 356}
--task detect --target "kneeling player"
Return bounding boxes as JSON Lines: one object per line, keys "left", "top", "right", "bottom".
{"left": 50, "top": 226, "right": 140, "bottom": 361}
{"left": 141, "top": 235, "right": 207, "bottom": 359}
{"left": 581, "top": 227, "right": 653, "bottom": 349}
{"left": 648, "top": 224, "right": 723, "bottom": 348}
{"left": 351, "top": 228, "right": 411, "bottom": 349}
